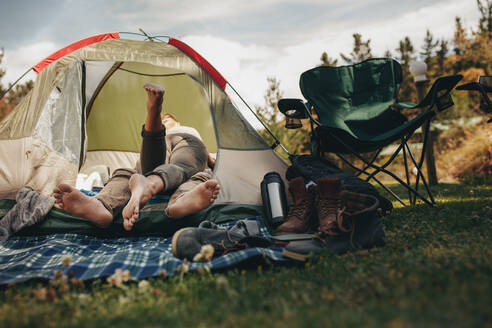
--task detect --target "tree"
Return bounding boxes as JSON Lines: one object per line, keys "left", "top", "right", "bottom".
{"left": 453, "top": 17, "right": 468, "bottom": 56}
{"left": 420, "top": 29, "right": 439, "bottom": 65}
{"left": 320, "top": 52, "right": 338, "bottom": 67}
{"left": 0, "top": 49, "right": 12, "bottom": 122}
{"left": 477, "top": 0, "right": 492, "bottom": 35}
{"left": 255, "top": 77, "right": 283, "bottom": 126}
{"left": 340, "top": 33, "right": 373, "bottom": 64}
{"left": 0, "top": 49, "right": 6, "bottom": 96}
{"left": 0, "top": 48, "right": 33, "bottom": 122}
{"left": 435, "top": 39, "right": 449, "bottom": 75}
{"left": 395, "top": 36, "right": 416, "bottom": 102}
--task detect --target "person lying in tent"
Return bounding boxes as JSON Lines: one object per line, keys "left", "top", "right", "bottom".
{"left": 53, "top": 83, "right": 220, "bottom": 231}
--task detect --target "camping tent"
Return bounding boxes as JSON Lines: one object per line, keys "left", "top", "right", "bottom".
{"left": 0, "top": 32, "right": 289, "bottom": 224}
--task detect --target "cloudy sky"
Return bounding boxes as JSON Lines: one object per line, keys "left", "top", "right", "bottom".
{"left": 0, "top": 0, "right": 481, "bottom": 106}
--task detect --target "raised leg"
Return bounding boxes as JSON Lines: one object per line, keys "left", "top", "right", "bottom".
{"left": 144, "top": 83, "right": 165, "bottom": 132}
{"left": 140, "top": 83, "right": 167, "bottom": 175}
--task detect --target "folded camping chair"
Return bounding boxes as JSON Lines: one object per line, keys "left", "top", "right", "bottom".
{"left": 278, "top": 58, "right": 462, "bottom": 206}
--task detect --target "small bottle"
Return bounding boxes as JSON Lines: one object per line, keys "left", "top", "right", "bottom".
{"left": 261, "top": 172, "right": 288, "bottom": 229}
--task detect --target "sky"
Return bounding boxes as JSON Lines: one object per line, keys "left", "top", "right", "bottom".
{"left": 0, "top": 0, "right": 482, "bottom": 106}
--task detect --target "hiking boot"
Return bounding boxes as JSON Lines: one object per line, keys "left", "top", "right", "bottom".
{"left": 316, "top": 177, "right": 346, "bottom": 236}
{"left": 199, "top": 219, "right": 262, "bottom": 238}
{"left": 275, "top": 177, "right": 315, "bottom": 234}
{"left": 282, "top": 191, "right": 383, "bottom": 261}
{"left": 172, "top": 227, "right": 272, "bottom": 261}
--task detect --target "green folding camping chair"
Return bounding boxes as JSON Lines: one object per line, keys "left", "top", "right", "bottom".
{"left": 278, "top": 58, "right": 462, "bottom": 206}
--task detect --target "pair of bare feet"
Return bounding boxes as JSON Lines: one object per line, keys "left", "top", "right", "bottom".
{"left": 53, "top": 82, "right": 220, "bottom": 231}
{"left": 53, "top": 176, "right": 220, "bottom": 230}
{"left": 121, "top": 174, "right": 220, "bottom": 230}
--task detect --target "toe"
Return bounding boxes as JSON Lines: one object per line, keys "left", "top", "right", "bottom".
{"left": 204, "top": 180, "right": 218, "bottom": 189}
{"left": 58, "top": 183, "right": 73, "bottom": 193}
{"left": 123, "top": 220, "right": 131, "bottom": 231}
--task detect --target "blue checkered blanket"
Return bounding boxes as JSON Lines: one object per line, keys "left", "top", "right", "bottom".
{"left": 0, "top": 218, "right": 288, "bottom": 284}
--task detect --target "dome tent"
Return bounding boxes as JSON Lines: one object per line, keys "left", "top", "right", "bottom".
{"left": 0, "top": 32, "right": 289, "bottom": 235}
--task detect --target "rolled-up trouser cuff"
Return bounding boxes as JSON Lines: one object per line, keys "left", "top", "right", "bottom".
{"left": 95, "top": 168, "right": 135, "bottom": 217}
{"left": 146, "top": 133, "right": 208, "bottom": 193}
{"left": 146, "top": 164, "right": 190, "bottom": 194}
{"left": 165, "top": 169, "right": 213, "bottom": 218}
{"left": 141, "top": 124, "right": 166, "bottom": 138}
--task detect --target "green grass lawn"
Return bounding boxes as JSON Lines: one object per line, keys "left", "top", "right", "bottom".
{"left": 1, "top": 181, "right": 491, "bottom": 328}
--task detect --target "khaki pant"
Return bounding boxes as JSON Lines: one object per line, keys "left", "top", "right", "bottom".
{"left": 95, "top": 126, "right": 211, "bottom": 218}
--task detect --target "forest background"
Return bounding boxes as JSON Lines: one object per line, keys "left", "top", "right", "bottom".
{"left": 254, "top": 0, "right": 491, "bottom": 182}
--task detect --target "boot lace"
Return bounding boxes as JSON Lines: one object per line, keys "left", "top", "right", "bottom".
{"left": 318, "top": 197, "right": 346, "bottom": 233}
{"left": 286, "top": 199, "right": 311, "bottom": 221}
{"left": 214, "top": 231, "right": 249, "bottom": 255}
{"left": 317, "top": 197, "right": 356, "bottom": 247}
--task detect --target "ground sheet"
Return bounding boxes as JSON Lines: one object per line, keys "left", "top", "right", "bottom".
{"left": 0, "top": 218, "right": 289, "bottom": 284}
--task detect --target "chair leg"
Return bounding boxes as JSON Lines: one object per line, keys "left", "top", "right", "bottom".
{"left": 328, "top": 133, "right": 435, "bottom": 206}
{"left": 355, "top": 149, "right": 382, "bottom": 177}
{"left": 336, "top": 153, "right": 407, "bottom": 207}
{"left": 404, "top": 141, "right": 436, "bottom": 205}
{"left": 402, "top": 141, "right": 414, "bottom": 205}
{"left": 411, "top": 120, "right": 437, "bottom": 205}
{"left": 365, "top": 141, "right": 408, "bottom": 182}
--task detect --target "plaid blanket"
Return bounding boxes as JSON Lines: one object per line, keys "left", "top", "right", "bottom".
{"left": 0, "top": 218, "right": 289, "bottom": 284}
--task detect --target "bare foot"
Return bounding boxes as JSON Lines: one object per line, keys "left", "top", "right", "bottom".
{"left": 122, "top": 174, "right": 164, "bottom": 231}
{"left": 167, "top": 180, "right": 220, "bottom": 219}
{"left": 144, "top": 83, "right": 165, "bottom": 132}
{"left": 53, "top": 184, "right": 112, "bottom": 228}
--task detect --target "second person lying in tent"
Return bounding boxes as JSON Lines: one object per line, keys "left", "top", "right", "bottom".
{"left": 53, "top": 83, "right": 219, "bottom": 230}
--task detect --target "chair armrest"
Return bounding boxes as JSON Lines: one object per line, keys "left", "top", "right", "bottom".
{"left": 418, "top": 74, "right": 463, "bottom": 113}
{"left": 278, "top": 98, "right": 310, "bottom": 119}
{"left": 456, "top": 82, "right": 492, "bottom": 92}
{"left": 391, "top": 102, "right": 417, "bottom": 110}
{"left": 456, "top": 82, "right": 492, "bottom": 111}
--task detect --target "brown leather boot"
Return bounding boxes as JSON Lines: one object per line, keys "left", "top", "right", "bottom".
{"left": 275, "top": 177, "right": 315, "bottom": 234}
{"left": 316, "top": 178, "right": 347, "bottom": 236}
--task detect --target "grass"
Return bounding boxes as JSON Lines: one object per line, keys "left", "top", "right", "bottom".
{"left": 0, "top": 181, "right": 491, "bottom": 328}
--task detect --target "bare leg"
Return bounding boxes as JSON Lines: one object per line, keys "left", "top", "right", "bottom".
{"left": 53, "top": 184, "right": 113, "bottom": 228}
{"left": 167, "top": 180, "right": 220, "bottom": 219}
{"left": 122, "top": 174, "right": 165, "bottom": 231}
{"left": 143, "top": 83, "right": 165, "bottom": 132}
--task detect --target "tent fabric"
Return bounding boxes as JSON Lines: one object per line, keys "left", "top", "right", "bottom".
{"left": 0, "top": 36, "right": 289, "bottom": 224}
{"left": 0, "top": 60, "right": 85, "bottom": 197}
{"left": 82, "top": 151, "right": 139, "bottom": 174}
{"left": 168, "top": 37, "right": 227, "bottom": 89}
{"left": 213, "top": 149, "right": 292, "bottom": 205}
{"left": 32, "top": 33, "right": 120, "bottom": 73}
{"left": 0, "top": 218, "right": 288, "bottom": 284}
{"left": 0, "top": 138, "right": 77, "bottom": 199}
{"left": 85, "top": 61, "right": 218, "bottom": 153}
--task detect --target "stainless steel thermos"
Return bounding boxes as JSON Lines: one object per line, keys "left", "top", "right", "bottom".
{"left": 260, "top": 172, "right": 288, "bottom": 228}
